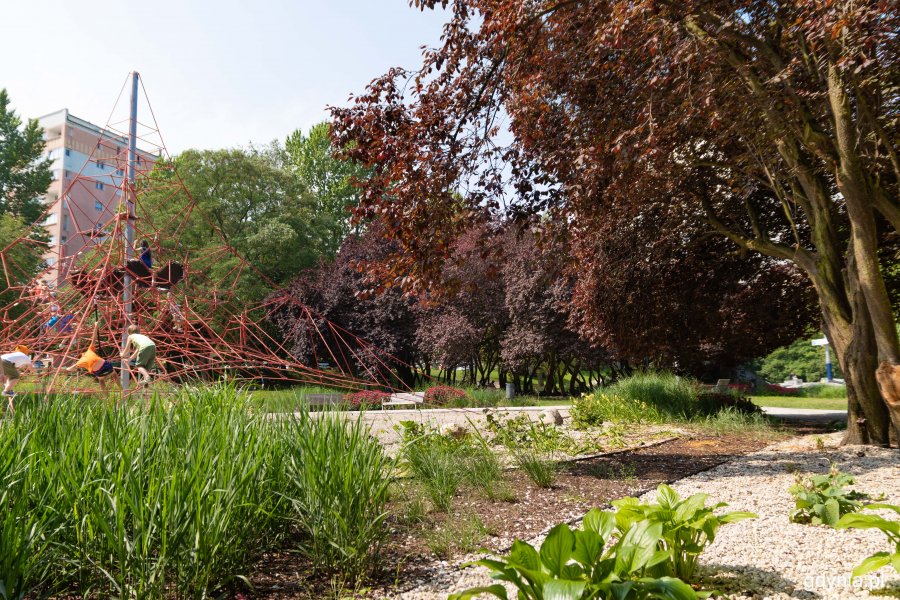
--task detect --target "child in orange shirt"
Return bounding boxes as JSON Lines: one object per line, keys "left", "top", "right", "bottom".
{"left": 66, "top": 323, "right": 119, "bottom": 394}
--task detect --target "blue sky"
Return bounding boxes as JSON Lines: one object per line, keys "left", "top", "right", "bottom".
{"left": 1, "top": 0, "right": 449, "bottom": 152}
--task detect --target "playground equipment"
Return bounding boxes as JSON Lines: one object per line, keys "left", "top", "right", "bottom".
{"left": 0, "top": 72, "right": 418, "bottom": 396}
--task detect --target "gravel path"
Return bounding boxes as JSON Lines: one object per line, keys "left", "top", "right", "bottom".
{"left": 392, "top": 433, "right": 900, "bottom": 600}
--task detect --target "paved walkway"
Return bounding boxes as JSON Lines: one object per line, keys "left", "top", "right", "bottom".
{"left": 760, "top": 406, "right": 847, "bottom": 424}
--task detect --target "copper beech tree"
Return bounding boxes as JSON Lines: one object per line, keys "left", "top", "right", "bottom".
{"left": 332, "top": 0, "right": 899, "bottom": 445}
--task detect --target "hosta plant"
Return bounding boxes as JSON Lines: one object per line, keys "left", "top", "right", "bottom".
{"left": 789, "top": 464, "right": 869, "bottom": 526}
{"left": 836, "top": 504, "right": 900, "bottom": 579}
{"left": 449, "top": 509, "right": 697, "bottom": 600}
{"left": 612, "top": 484, "right": 756, "bottom": 581}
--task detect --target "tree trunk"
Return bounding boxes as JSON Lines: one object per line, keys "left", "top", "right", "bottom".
{"left": 822, "top": 283, "right": 891, "bottom": 446}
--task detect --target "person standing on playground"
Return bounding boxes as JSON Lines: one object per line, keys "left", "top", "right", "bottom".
{"left": 1, "top": 345, "right": 34, "bottom": 411}
{"left": 66, "top": 323, "right": 119, "bottom": 394}
{"left": 122, "top": 325, "right": 156, "bottom": 386}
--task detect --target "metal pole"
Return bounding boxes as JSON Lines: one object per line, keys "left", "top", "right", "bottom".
{"left": 825, "top": 344, "right": 833, "bottom": 382}
{"left": 120, "top": 71, "right": 139, "bottom": 392}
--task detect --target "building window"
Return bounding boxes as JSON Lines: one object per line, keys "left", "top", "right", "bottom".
{"left": 95, "top": 182, "right": 104, "bottom": 190}
{"left": 46, "top": 257, "right": 56, "bottom": 267}
{"left": 96, "top": 160, "right": 106, "bottom": 170}
{"left": 62, "top": 213, "right": 69, "bottom": 231}
{"left": 52, "top": 170, "right": 61, "bottom": 180}
{"left": 65, "top": 148, "right": 71, "bottom": 157}
{"left": 116, "top": 168, "right": 124, "bottom": 176}
{"left": 95, "top": 200, "right": 103, "bottom": 211}
{"left": 61, "top": 235, "right": 67, "bottom": 244}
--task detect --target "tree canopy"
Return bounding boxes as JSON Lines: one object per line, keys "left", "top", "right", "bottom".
{"left": 285, "top": 122, "right": 368, "bottom": 257}
{"left": 0, "top": 88, "right": 51, "bottom": 224}
{"left": 331, "top": 0, "right": 900, "bottom": 445}
{"left": 140, "top": 146, "right": 322, "bottom": 303}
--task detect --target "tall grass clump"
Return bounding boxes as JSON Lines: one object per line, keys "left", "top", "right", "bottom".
{"left": 0, "top": 387, "right": 285, "bottom": 598}
{"left": 571, "top": 391, "right": 665, "bottom": 427}
{"left": 400, "top": 423, "right": 505, "bottom": 510}
{"left": 608, "top": 371, "right": 700, "bottom": 419}
{"left": 798, "top": 384, "right": 848, "bottom": 399}
{"left": 694, "top": 407, "right": 779, "bottom": 438}
{"left": 0, "top": 386, "right": 395, "bottom": 599}
{"left": 402, "top": 430, "right": 466, "bottom": 511}
{"left": 282, "top": 407, "right": 394, "bottom": 581}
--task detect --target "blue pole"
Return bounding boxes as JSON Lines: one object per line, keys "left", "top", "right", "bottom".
{"left": 825, "top": 344, "right": 833, "bottom": 382}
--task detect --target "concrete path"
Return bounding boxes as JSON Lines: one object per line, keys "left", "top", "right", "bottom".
{"left": 761, "top": 405, "right": 847, "bottom": 424}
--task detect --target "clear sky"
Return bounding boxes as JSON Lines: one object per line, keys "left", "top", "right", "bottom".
{"left": 1, "top": 0, "right": 448, "bottom": 153}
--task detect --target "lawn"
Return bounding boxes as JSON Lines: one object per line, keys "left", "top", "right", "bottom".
{"left": 750, "top": 395, "right": 848, "bottom": 410}
{"left": 248, "top": 385, "right": 572, "bottom": 412}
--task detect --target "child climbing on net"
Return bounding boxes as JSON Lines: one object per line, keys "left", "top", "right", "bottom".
{"left": 66, "top": 322, "right": 119, "bottom": 395}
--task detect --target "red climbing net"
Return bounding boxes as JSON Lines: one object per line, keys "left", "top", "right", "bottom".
{"left": 0, "top": 74, "right": 423, "bottom": 396}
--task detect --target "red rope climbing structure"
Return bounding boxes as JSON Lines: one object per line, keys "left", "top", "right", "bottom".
{"left": 0, "top": 74, "right": 424, "bottom": 396}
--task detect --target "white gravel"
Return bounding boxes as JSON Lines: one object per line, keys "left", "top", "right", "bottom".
{"left": 388, "top": 433, "right": 900, "bottom": 599}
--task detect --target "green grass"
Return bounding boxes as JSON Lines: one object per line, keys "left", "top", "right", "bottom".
{"left": 691, "top": 407, "right": 783, "bottom": 438}
{"left": 248, "top": 385, "right": 571, "bottom": 412}
{"left": 607, "top": 371, "right": 700, "bottom": 420}
{"left": 0, "top": 386, "right": 393, "bottom": 598}
{"left": 751, "top": 396, "right": 848, "bottom": 410}
{"left": 795, "top": 384, "right": 847, "bottom": 399}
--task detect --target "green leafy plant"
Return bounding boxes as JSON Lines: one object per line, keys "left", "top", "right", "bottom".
{"left": 449, "top": 509, "right": 697, "bottom": 600}
{"left": 789, "top": 464, "right": 869, "bottom": 526}
{"left": 612, "top": 484, "right": 756, "bottom": 581}
{"left": 836, "top": 504, "right": 900, "bottom": 579}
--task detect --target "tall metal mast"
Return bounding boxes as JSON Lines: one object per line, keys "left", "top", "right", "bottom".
{"left": 120, "top": 71, "right": 139, "bottom": 391}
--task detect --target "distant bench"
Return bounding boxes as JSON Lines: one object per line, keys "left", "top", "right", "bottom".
{"left": 381, "top": 391, "right": 425, "bottom": 410}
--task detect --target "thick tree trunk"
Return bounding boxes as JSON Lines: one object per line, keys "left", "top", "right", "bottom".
{"left": 822, "top": 286, "right": 891, "bottom": 446}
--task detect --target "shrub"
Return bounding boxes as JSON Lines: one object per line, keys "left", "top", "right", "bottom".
{"left": 696, "top": 392, "right": 761, "bottom": 415}
{"left": 450, "top": 511, "right": 697, "bottom": 600}
{"left": 836, "top": 504, "right": 900, "bottom": 579}
{"left": 764, "top": 383, "right": 801, "bottom": 396}
{"left": 726, "top": 383, "right": 753, "bottom": 394}
{"left": 424, "top": 385, "right": 469, "bottom": 405}
{"left": 612, "top": 484, "right": 756, "bottom": 581}
{"left": 789, "top": 464, "right": 869, "bottom": 526}
{"left": 344, "top": 389, "right": 389, "bottom": 408}
{"left": 282, "top": 408, "right": 394, "bottom": 581}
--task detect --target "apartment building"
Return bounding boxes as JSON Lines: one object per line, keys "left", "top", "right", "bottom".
{"left": 37, "top": 109, "right": 156, "bottom": 286}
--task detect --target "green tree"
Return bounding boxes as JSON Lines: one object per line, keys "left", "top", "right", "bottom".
{"left": 0, "top": 89, "right": 52, "bottom": 223}
{"left": 754, "top": 336, "right": 844, "bottom": 384}
{"left": 285, "top": 122, "right": 366, "bottom": 256}
{"left": 139, "top": 146, "right": 321, "bottom": 303}
{"left": 0, "top": 214, "right": 45, "bottom": 314}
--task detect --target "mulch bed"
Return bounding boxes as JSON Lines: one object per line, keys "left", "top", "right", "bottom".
{"left": 244, "top": 432, "right": 778, "bottom": 599}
